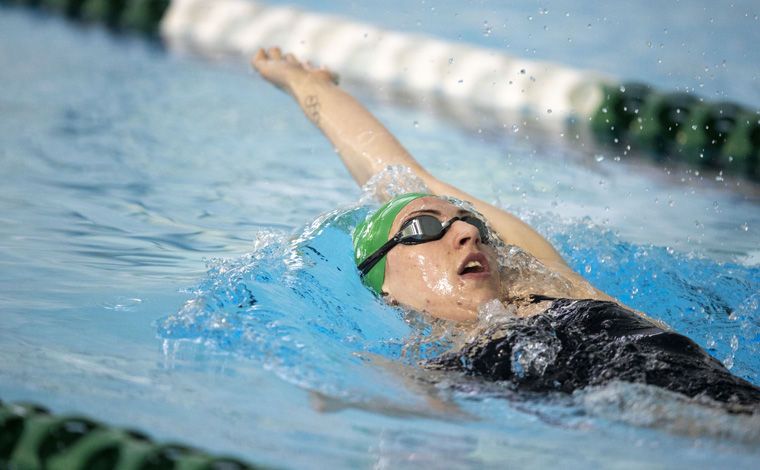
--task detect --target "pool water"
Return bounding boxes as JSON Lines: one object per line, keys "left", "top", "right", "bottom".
{"left": 2, "top": 2, "right": 760, "bottom": 469}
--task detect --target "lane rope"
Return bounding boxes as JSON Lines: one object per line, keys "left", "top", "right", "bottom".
{"left": 0, "top": 399, "right": 273, "bottom": 470}
{"left": 5, "top": 0, "right": 759, "bottom": 178}
{"left": 160, "top": 0, "right": 760, "bottom": 178}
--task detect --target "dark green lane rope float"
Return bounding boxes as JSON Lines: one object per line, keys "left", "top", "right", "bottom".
{"left": 591, "top": 83, "right": 760, "bottom": 180}
{"left": 1, "top": 400, "right": 273, "bottom": 470}
{"left": 2, "top": 0, "right": 170, "bottom": 34}
{"left": 4, "top": 0, "right": 760, "bottom": 181}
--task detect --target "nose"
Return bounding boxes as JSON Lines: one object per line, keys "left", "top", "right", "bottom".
{"left": 449, "top": 220, "right": 482, "bottom": 249}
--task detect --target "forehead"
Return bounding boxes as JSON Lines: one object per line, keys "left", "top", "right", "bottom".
{"left": 390, "top": 196, "right": 464, "bottom": 232}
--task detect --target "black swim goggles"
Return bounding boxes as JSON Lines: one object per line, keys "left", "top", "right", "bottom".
{"left": 357, "top": 214, "right": 489, "bottom": 276}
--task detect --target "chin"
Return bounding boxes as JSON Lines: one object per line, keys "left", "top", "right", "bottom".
{"left": 434, "top": 302, "right": 483, "bottom": 322}
{"left": 466, "top": 287, "right": 500, "bottom": 305}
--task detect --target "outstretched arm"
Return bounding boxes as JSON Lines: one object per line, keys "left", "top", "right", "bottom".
{"left": 252, "top": 47, "right": 616, "bottom": 301}
{"left": 252, "top": 47, "right": 420, "bottom": 185}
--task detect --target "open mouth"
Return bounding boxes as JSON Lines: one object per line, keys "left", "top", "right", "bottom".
{"left": 458, "top": 253, "right": 490, "bottom": 277}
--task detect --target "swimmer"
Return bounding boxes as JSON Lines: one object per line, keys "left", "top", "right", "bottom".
{"left": 252, "top": 47, "right": 760, "bottom": 407}
{"left": 252, "top": 47, "right": 615, "bottom": 320}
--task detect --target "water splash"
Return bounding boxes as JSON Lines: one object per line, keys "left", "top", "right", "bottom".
{"left": 359, "top": 164, "right": 429, "bottom": 204}
{"left": 156, "top": 198, "right": 760, "bottom": 435}
{"left": 156, "top": 206, "right": 418, "bottom": 402}
{"left": 531, "top": 211, "right": 760, "bottom": 383}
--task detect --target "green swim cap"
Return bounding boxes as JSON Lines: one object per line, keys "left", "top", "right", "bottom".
{"left": 353, "top": 193, "right": 430, "bottom": 293}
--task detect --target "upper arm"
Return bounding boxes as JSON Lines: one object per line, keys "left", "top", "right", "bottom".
{"left": 425, "top": 174, "right": 621, "bottom": 303}
{"left": 424, "top": 176, "right": 567, "bottom": 267}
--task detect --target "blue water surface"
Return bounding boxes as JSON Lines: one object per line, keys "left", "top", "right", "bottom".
{"left": 2, "top": 3, "right": 760, "bottom": 469}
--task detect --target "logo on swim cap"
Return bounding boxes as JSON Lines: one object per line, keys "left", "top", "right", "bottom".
{"left": 352, "top": 193, "right": 429, "bottom": 293}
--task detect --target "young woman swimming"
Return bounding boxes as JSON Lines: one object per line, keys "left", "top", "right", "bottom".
{"left": 252, "top": 47, "right": 760, "bottom": 407}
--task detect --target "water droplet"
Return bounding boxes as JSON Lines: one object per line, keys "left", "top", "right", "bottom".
{"left": 483, "top": 21, "right": 492, "bottom": 37}
{"left": 546, "top": 109, "right": 552, "bottom": 114}
{"left": 619, "top": 85, "right": 626, "bottom": 92}
{"left": 595, "top": 155, "right": 604, "bottom": 162}
{"left": 512, "top": 124, "right": 520, "bottom": 132}
{"left": 520, "top": 69, "right": 526, "bottom": 75}
{"left": 449, "top": 57, "right": 454, "bottom": 65}
{"left": 413, "top": 121, "right": 419, "bottom": 128}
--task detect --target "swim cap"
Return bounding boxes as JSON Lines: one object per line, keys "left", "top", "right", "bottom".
{"left": 353, "top": 193, "right": 430, "bottom": 293}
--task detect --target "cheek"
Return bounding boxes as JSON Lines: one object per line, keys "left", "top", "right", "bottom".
{"left": 386, "top": 249, "right": 452, "bottom": 295}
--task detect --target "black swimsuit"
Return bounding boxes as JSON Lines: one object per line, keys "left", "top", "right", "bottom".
{"left": 426, "top": 298, "right": 760, "bottom": 406}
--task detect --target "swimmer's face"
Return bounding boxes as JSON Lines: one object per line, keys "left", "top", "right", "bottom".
{"left": 381, "top": 197, "right": 500, "bottom": 322}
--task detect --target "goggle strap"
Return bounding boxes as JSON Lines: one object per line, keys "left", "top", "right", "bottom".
{"left": 357, "top": 236, "right": 400, "bottom": 276}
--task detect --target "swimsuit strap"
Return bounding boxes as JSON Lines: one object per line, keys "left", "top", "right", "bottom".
{"left": 526, "top": 294, "right": 559, "bottom": 304}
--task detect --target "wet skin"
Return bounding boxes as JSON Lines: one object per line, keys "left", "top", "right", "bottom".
{"left": 382, "top": 197, "right": 501, "bottom": 322}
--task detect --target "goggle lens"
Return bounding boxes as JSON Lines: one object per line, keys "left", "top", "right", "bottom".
{"left": 397, "top": 215, "right": 488, "bottom": 244}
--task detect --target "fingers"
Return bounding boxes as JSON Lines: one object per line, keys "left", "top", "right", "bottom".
{"left": 252, "top": 47, "right": 266, "bottom": 65}
{"left": 252, "top": 46, "right": 284, "bottom": 63}
{"left": 251, "top": 46, "right": 336, "bottom": 84}
{"left": 268, "top": 46, "right": 282, "bottom": 60}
